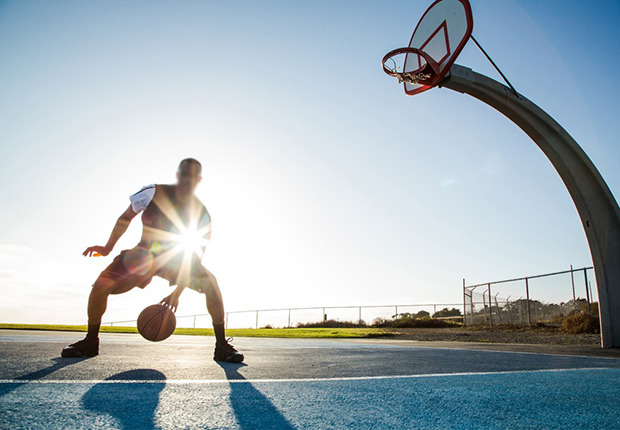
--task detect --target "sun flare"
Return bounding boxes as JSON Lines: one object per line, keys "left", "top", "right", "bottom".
{"left": 177, "top": 227, "right": 209, "bottom": 257}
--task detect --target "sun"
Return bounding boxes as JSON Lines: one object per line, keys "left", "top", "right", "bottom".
{"left": 177, "top": 227, "right": 209, "bottom": 257}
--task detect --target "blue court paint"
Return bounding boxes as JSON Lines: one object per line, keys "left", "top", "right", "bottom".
{"left": 1, "top": 368, "right": 619, "bottom": 429}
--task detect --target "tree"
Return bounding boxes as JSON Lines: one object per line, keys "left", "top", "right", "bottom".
{"left": 433, "top": 307, "right": 462, "bottom": 318}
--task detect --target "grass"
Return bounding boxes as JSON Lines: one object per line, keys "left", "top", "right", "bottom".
{"left": 0, "top": 323, "right": 393, "bottom": 339}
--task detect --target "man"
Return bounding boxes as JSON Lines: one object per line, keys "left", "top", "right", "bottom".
{"left": 62, "top": 158, "right": 243, "bottom": 363}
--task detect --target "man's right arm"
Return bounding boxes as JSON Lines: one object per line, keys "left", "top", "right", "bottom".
{"left": 83, "top": 205, "right": 138, "bottom": 257}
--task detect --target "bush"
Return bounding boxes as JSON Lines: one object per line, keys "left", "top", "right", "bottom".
{"left": 560, "top": 311, "right": 599, "bottom": 334}
{"left": 297, "top": 319, "right": 368, "bottom": 328}
{"left": 295, "top": 315, "right": 459, "bottom": 329}
{"left": 433, "top": 307, "right": 462, "bottom": 318}
{"left": 372, "top": 315, "right": 456, "bottom": 329}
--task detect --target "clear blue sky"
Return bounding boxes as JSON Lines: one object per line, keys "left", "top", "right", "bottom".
{"left": 0, "top": 0, "right": 618, "bottom": 324}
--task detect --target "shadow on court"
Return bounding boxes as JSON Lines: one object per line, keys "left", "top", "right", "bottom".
{"left": 217, "top": 362, "right": 294, "bottom": 430}
{"left": 0, "top": 356, "right": 90, "bottom": 399}
{"left": 82, "top": 369, "right": 166, "bottom": 430}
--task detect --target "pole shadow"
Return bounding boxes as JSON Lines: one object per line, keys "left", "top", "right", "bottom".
{"left": 216, "top": 362, "right": 295, "bottom": 430}
{"left": 82, "top": 369, "right": 166, "bottom": 430}
{"left": 0, "top": 356, "right": 90, "bottom": 399}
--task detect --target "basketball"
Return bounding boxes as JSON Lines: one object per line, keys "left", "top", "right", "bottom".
{"left": 137, "top": 304, "right": 176, "bottom": 342}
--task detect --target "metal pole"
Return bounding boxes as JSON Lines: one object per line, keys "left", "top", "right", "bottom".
{"left": 506, "top": 296, "right": 513, "bottom": 324}
{"left": 255, "top": 310, "right": 259, "bottom": 329}
{"left": 288, "top": 309, "right": 291, "bottom": 328}
{"left": 584, "top": 269, "right": 591, "bottom": 314}
{"left": 193, "top": 315, "right": 196, "bottom": 329}
{"left": 323, "top": 307, "right": 326, "bottom": 322}
{"left": 470, "top": 35, "right": 519, "bottom": 96}
{"left": 433, "top": 304, "right": 437, "bottom": 317}
{"left": 442, "top": 64, "right": 620, "bottom": 347}
{"left": 570, "top": 264, "right": 576, "bottom": 301}
{"left": 395, "top": 305, "right": 398, "bottom": 318}
{"left": 463, "top": 278, "right": 467, "bottom": 327}
{"left": 494, "top": 293, "right": 501, "bottom": 323}
{"left": 225, "top": 313, "right": 228, "bottom": 329}
{"left": 487, "top": 283, "right": 492, "bottom": 326}
{"left": 359, "top": 306, "right": 362, "bottom": 323}
{"left": 470, "top": 286, "right": 477, "bottom": 324}
{"left": 525, "top": 278, "right": 532, "bottom": 326}
{"left": 482, "top": 291, "right": 488, "bottom": 324}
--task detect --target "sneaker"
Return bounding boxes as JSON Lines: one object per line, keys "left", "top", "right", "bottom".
{"left": 214, "top": 339, "right": 244, "bottom": 363}
{"left": 61, "top": 337, "right": 99, "bottom": 358}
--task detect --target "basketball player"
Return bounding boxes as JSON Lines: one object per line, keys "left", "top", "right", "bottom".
{"left": 61, "top": 158, "right": 243, "bottom": 363}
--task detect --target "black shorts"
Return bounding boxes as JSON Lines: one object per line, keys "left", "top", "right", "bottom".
{"left": 100, "top": 247, "right": 209, "bottom": 293}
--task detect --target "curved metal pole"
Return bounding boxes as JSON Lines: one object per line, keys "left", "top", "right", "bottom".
{"left": 440, "top": 65, "right": 620, "bottom": 348}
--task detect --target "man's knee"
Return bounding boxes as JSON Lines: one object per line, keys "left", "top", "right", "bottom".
{"left": 92, "top": 277, "right": 133, "bottom": 295}
{"left": 194, "top": 272, "right": 221, "bottom": 300}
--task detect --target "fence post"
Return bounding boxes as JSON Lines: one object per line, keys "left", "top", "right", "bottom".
{"left": 470, "top": 286, "right": 477, "bottom": 324}
{"left": 525, "top": 278, "right": 532, "bottom": 326}
{"left": 494, "top": 294, "right": 501, "bottom": 323}
{"left": 288, "top": 309, "right": 291, "bottom": 328}
{"left": 570, "top": 265, "right": 576, "bottom": 301}
{"left": 255, "top": 310, "right": 259, "bottom": 329}
{"left": 487, "top": 283, "right": 492, "bottom": 326}
{"left": 506, "top": 297, "right": 513, "bottom": 324}
{"left": 193, "top": 315, "right": 196, "bottom": 329}
{"left": 584, "top": 268, "right": 591, "bottom": 313}
{"left": 463, "top": 279, "right": 467, "bottom": 327}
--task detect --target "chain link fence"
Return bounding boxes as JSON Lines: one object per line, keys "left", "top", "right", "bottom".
{"left": 463, "top": 266, "right": 597, "bottom": 326}
{"left": 104, "top": 303, "right": 463, "bottom": 329}
{"left": 103, "top": 266, "right": 596, "bottom": 329}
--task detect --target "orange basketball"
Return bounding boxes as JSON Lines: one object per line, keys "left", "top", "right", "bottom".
{"left": 137, "top": 304, "right": 176, "bottom": 342}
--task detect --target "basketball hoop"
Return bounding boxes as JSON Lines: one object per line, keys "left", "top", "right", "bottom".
{"left": 382, "top": 0, "right": 474, "bottom": 96}
{"left": 382, "top": 47, "right": 440, "bottom": 86}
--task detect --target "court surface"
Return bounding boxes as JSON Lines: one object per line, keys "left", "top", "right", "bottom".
{"left": 1, "top": 330, "right": 620, "bottom": 429}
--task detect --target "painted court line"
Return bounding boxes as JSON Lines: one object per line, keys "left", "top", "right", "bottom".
{"left": 406, "top": 345, "right": 620, "bottom": 361}
{"left": 342, "top": 340, "right": 620, "bottom": 361}
{"left": 0, "top": 367, "right": 614, "bottom": 385}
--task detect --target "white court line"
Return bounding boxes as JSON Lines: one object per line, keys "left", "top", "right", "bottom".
{"left": 0, "top": 367, "right": 616, "bottom": 385}
{"left": 376, "top": 344, "right": 620, "bottom": 361}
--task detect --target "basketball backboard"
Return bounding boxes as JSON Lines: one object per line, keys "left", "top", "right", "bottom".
{"left": 390, "top": 0, "right": 473, "bottom": 95}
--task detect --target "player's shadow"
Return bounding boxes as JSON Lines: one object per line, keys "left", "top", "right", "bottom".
{"left": 217, "top": 362, "right": 295, "bottom": 430}
{"left": 0, "top": 356, "right": 90, "bottom": 399}
{"left": 82, "top": 369, "right": 166, "bottom": 429}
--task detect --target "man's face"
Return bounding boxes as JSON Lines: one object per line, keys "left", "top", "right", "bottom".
{"left": 176, "top": 162, "right": 202, "bottom": 198}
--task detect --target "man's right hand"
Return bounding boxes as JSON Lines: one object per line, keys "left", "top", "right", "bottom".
{"left": 83, "top": 246, "right": 111, "bottom": 257}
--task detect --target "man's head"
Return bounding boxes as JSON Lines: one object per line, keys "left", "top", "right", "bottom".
{"left": 176, "top": 158, "right": 202, "bottom": 199}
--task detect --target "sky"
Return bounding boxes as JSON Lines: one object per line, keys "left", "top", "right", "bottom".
{"left": 0, "top": 0, "right": 619, "bottom": 325}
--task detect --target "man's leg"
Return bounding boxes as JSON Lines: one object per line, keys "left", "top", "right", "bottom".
{"left": 61, "top": 276, "right": 134, "bottom": 357}
{"left": 201, "top": 270, "right": 225, "bottom": 337}
{"left": 195, "top": 269, "right": 243, "bottom": 363}
{"left": 86, "top": 276, "right": 135, "bottom": 339}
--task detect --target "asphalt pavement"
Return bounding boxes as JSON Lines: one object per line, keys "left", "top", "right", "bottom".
{"left": 1, "top": 330, "right": 620, "bottom": 429}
